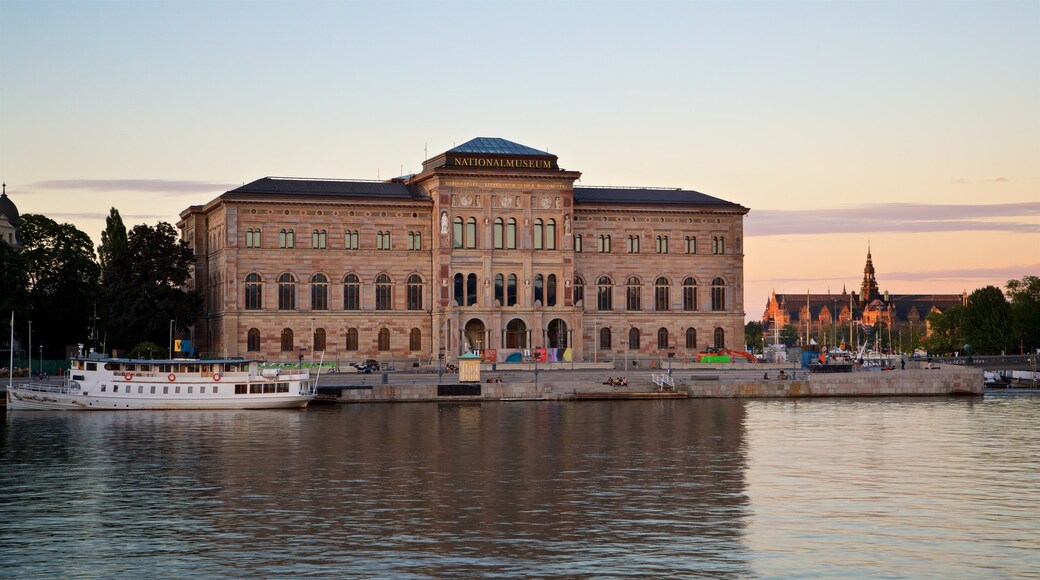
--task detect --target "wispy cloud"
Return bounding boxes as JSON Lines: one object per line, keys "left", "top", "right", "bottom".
{"left": 28, "top": 179, "right": 234, "bottom": 196}
{"left": 747, "top": 264, "right": 1039, "bottom": 286}
{"left": 953, "top": 177, "right": 1010, "bottom": 185}
{"left": 747, "top": 202, "right": 1040, "bottom": 237}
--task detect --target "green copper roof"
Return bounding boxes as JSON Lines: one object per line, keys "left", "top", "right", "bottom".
{"left": 448, "top": 137, "right": 550, "bottom": 156}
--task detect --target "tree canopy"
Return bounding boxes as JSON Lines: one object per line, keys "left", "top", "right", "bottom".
{"left": 961, "top": 286, "right": 1012, "bottom": 355}
{"left": 1005, "top": 275, "right": 1040, "bottom": 354}
{"left": 18, "top": 214, "right": 101, "bottom": 358}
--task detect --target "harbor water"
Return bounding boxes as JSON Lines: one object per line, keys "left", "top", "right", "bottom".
{"left": 1, "top": 394, "right": 1038, "bottom": 578}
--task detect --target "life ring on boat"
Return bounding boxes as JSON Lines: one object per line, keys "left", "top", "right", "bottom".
{"left": 123, "top": 372, "right": 133, "bottom": 381}
{"left": 212, "top": 373, "right": 222, "bottom": 381}
{"left": 167, "top": 373, "right": 176, "bottom": 382}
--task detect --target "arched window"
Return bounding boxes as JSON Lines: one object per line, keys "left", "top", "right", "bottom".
{"left": 314, "top": 328, "right": 326, "bottom": 351}
{"left": 244, "top": 273, "right": 262, "bottom": 310}
{"left": 246, "top": 228, "right": 261, "bottom": 248}
{"left": 344, "top": 230, "right": 359, "bottom": 249}
{"left": 683, "top": 277, "right": 698, "bottom": 311}
{"left": 597, "top": 276, "right": 613, "bottom": 311}
{"left": 685, "top": 236, "right": 696, "bottom": 254}
{"left": 454, "top": 273, "right": 464, "bottom": 305}
{"left": 686, "top": 328, "right": 697, "bottom": 349}
{"left": 598, "top": 234, "right": 611, "bottom": 253}
{"left": 494, "top": 273, "right": 504, "bottom": 305}
{"left": 547, "top": 318, "right": 567, "bottom": 348}
{"left": 714, "top": 327, "right": 725, "bottom": 349}
{"left": 247, "top": 328, "right": 260, "bottom": 352}
{"left": 280, "top": 328, "right": 294, "bottom": 351}
{"left": 657, "top": 327, "right": 669, "bottom": 349}
{"left": 546, "top": 219, "right": 556, "bottom": 250}
{"left": 712, "top": 236, "right": 725, "bottom": 255}
{"left": 409, "top": 328, "right": 421, "bottom": 351}
{"left": 378, "top": 327, "right": 390, "bottom": 351}
{"left": 343, "top": 274, "right": 360, "bottom": 310}
{"left": 466, "top": 217, "right": 477, "bottom": 249}
{"left": 407, "top": 274, "right": 424, "bottom": 310}
{"left": 573, "top": 276, "right": 585, "bottom": 306}
{"left": 599, "top": 327, "right": 612, "bottom": 350}
{"left": 465, "top": 319, "right": 486, "bottom": 351}
{"left": 654, "top": 277, "right": 669, "bottom": 311}
{"left": 453, "top": 217, "right": 464, "bottom": 249}
{"left": 507, "top": 274, "right": 518, "bottom": 306}
{"left": 711, "top": 277, "right": 726, "bottom": 311}
{"left": 626, "top": 276, "right": 641, "bottom": 311}
{"left": 375, "top": 274, "right": 392, "bottom": 310}
{"left": 534, "top": 219, "right": 544, "bottom": 250}
{"left": 627, "top": 235, "right": 639, "bottom": 254}
{"left": 534, "top": 274, "right": 544, "bottom": 305}
{"left": 629, "top": 327, "right": 641, "bottom": 350}
{"left": 494, "top": 218, "right": 504, "bottom": 249}
{"left": 408, "top": 231, "right": 422, "bottom": 250}
{"left": 574, "top": 233, "right": 583, "bottom": 252}
{"left": 505, "top": 318, "right": 527, "bottom": 349}
{"left": 279, "top": 229, "right": 295, "bottom": 249}
{"left": 277, "top": 273, "right": 296, "bottom": 310}
{"left": 506, "top": 218, "right": 517, "bottom": 249}
{"left": 376, "top": 230, "right": 390, "bottom": 250}
{"left": 310, "top": 274, "right": 328, "bottom": 310}
{"left": 547, "top": 274, "right": 557, "bottom": 307}
{"left": 312, "top": 229, "right": 327, "bottom": 249}
{"left": 466, "top": 273, "right": 477, "bottom": 307}
{"left": 345, "top": 328, "right": 358, "bottom": 351}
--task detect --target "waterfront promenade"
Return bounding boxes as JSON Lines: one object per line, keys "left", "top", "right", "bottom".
{"left": 317, "top": 361, "right": 984, "bottom": 402}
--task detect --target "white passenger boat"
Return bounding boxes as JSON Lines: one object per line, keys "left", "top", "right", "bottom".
{"left": 6, "top": 354, "right": 316, "bottom": 411}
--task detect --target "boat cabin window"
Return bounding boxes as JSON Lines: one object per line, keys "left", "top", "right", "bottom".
{"left": 235, "top": 384, "right": 247, "bottom": 394}
{"left": 213, "top": 386, "right": 219, "bottom": 394}
{"left": 104, "top": 363, "right": 116, "bottom": 371}
{"left": 101, "top": 385, "right": 106, "bottom": 392}
{"left": 159, "top": 364, "right": 171, "bottom": 373}
{"left": 125, "top": 364, "right": 136, "bottom": 371}
{"left": 140, "top": 364, "right": 151, "bottom": 372}
{"left": 150, "top": 386, "right": 156, "bottom": 394}
{"left": 87, "top": 362, "right": 97, "bottom": 371}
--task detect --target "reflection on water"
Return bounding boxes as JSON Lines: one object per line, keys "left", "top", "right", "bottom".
{"left": 1, "top": 395, "right": 1037, "bottom": 578}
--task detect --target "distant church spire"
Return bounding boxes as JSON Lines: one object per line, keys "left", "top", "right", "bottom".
{"left": 861, "top": 244, "right": 879, "bottom": 302}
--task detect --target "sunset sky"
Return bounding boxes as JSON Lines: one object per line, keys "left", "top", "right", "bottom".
{"left": 1, "top": 0, "right": 1037, "bottom": 322}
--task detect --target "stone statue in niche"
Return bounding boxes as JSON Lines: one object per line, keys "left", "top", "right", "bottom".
{"left": 515, "top": 195, "right": 521, "bottom": 208}
{"left": 564, "top": 215, "right": 571, "bottom": 235}
{"left": 555, "top": 197, "right": 561, "bottom": 209}
{"left": 440, "top": 211, "right": 448, "bottom": 235}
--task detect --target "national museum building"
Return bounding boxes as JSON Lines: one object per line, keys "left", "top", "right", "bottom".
{"left": 178, "top": 138, "right": 749, "bottom": 362}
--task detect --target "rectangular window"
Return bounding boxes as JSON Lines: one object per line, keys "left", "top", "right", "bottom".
{"left": 114, "top": 385, "right": 119, "bottom": 393}
{"left": 138, "top": 385, "right": 143, "bottom": 394}
{"left": 150, "top": 386, "right": 156, "bottom": 394}
{"left": 101, "top": 385, "right": 107, "bottom": 392}
{"left": 176, "top": 386, "right": 181, "bottom": 394}
{"left": 188, "top": 386, "right": 193, "bottom": 394}
{"left": 213, "top": 386, "right": 219, "bottom": 394}
{"left": 200, "top": 386, "right": 206, "bottom": 394}
{"left": 574, "top": 234, "right": 582, "bottom": 252}
{"left": 163, "top": 386, "right": 169, "bottom": 394}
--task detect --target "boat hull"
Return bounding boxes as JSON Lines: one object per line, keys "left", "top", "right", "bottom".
{"left": 7, "top": 386, "right": 312, "bottom": 411}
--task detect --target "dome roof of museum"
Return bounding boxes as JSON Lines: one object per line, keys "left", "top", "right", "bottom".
{"left": 448, "top": 138, "right": 551, "bottom": 157}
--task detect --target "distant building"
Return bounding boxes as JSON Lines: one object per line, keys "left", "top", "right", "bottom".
{"left": 762, "top": 247, "right": 966, "bottom": 348}
{"left": 178, "top": 137, "right": 750, "bottom": 362}
{"left": 0, "top": 183, "right": 23, "bottom": 248}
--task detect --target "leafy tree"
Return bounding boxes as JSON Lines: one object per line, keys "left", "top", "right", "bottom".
{"left": 779, "top": 324, "right": 799, "bottom": 347}
{"left": 745, "top": 321, "right": 764, "bottom": 351}
{"left": 19, "top": 214, "right": 101, "bottom": 358}
{"left": 961, "top": 286, "right": 1011, "bottom": 355}
{"left": 1005, "top": 275, "right": 1040, "bottom": 354}
{"left": 126, "top": 341, "right": 168, "bottom": 359}
{"left": 102, "top": 220, "right": 201, "bottom": 351}
{"left": 922, "top": 305, "right": 964, "bottom": 355}
{"left": 0, "top": 240, "right": 29, "bottom": 330}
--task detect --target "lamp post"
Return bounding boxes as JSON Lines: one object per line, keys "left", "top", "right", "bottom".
{"left": 39, "top": 345, "right": 43, "bottom": 377}
{"left": 27, "top": 320, "right": 32, "bottom": 375}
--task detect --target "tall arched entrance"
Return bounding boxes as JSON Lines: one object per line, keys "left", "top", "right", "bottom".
{"left": 464, "top": 318, "right": 486, "bottom": 351}
{"left": 505, "top": 318, "right": 527, "bottom": 349}
{"left": 547, "top": 318, "right": 568, "bottom": 348}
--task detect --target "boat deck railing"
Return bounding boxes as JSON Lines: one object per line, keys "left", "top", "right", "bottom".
{"left": 12, "top": 382, "right": 79, "bottom": 395}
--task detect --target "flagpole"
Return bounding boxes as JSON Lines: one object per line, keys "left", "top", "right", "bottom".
{"left": 9, "top": 311, "right": 14, "bottom": 388}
